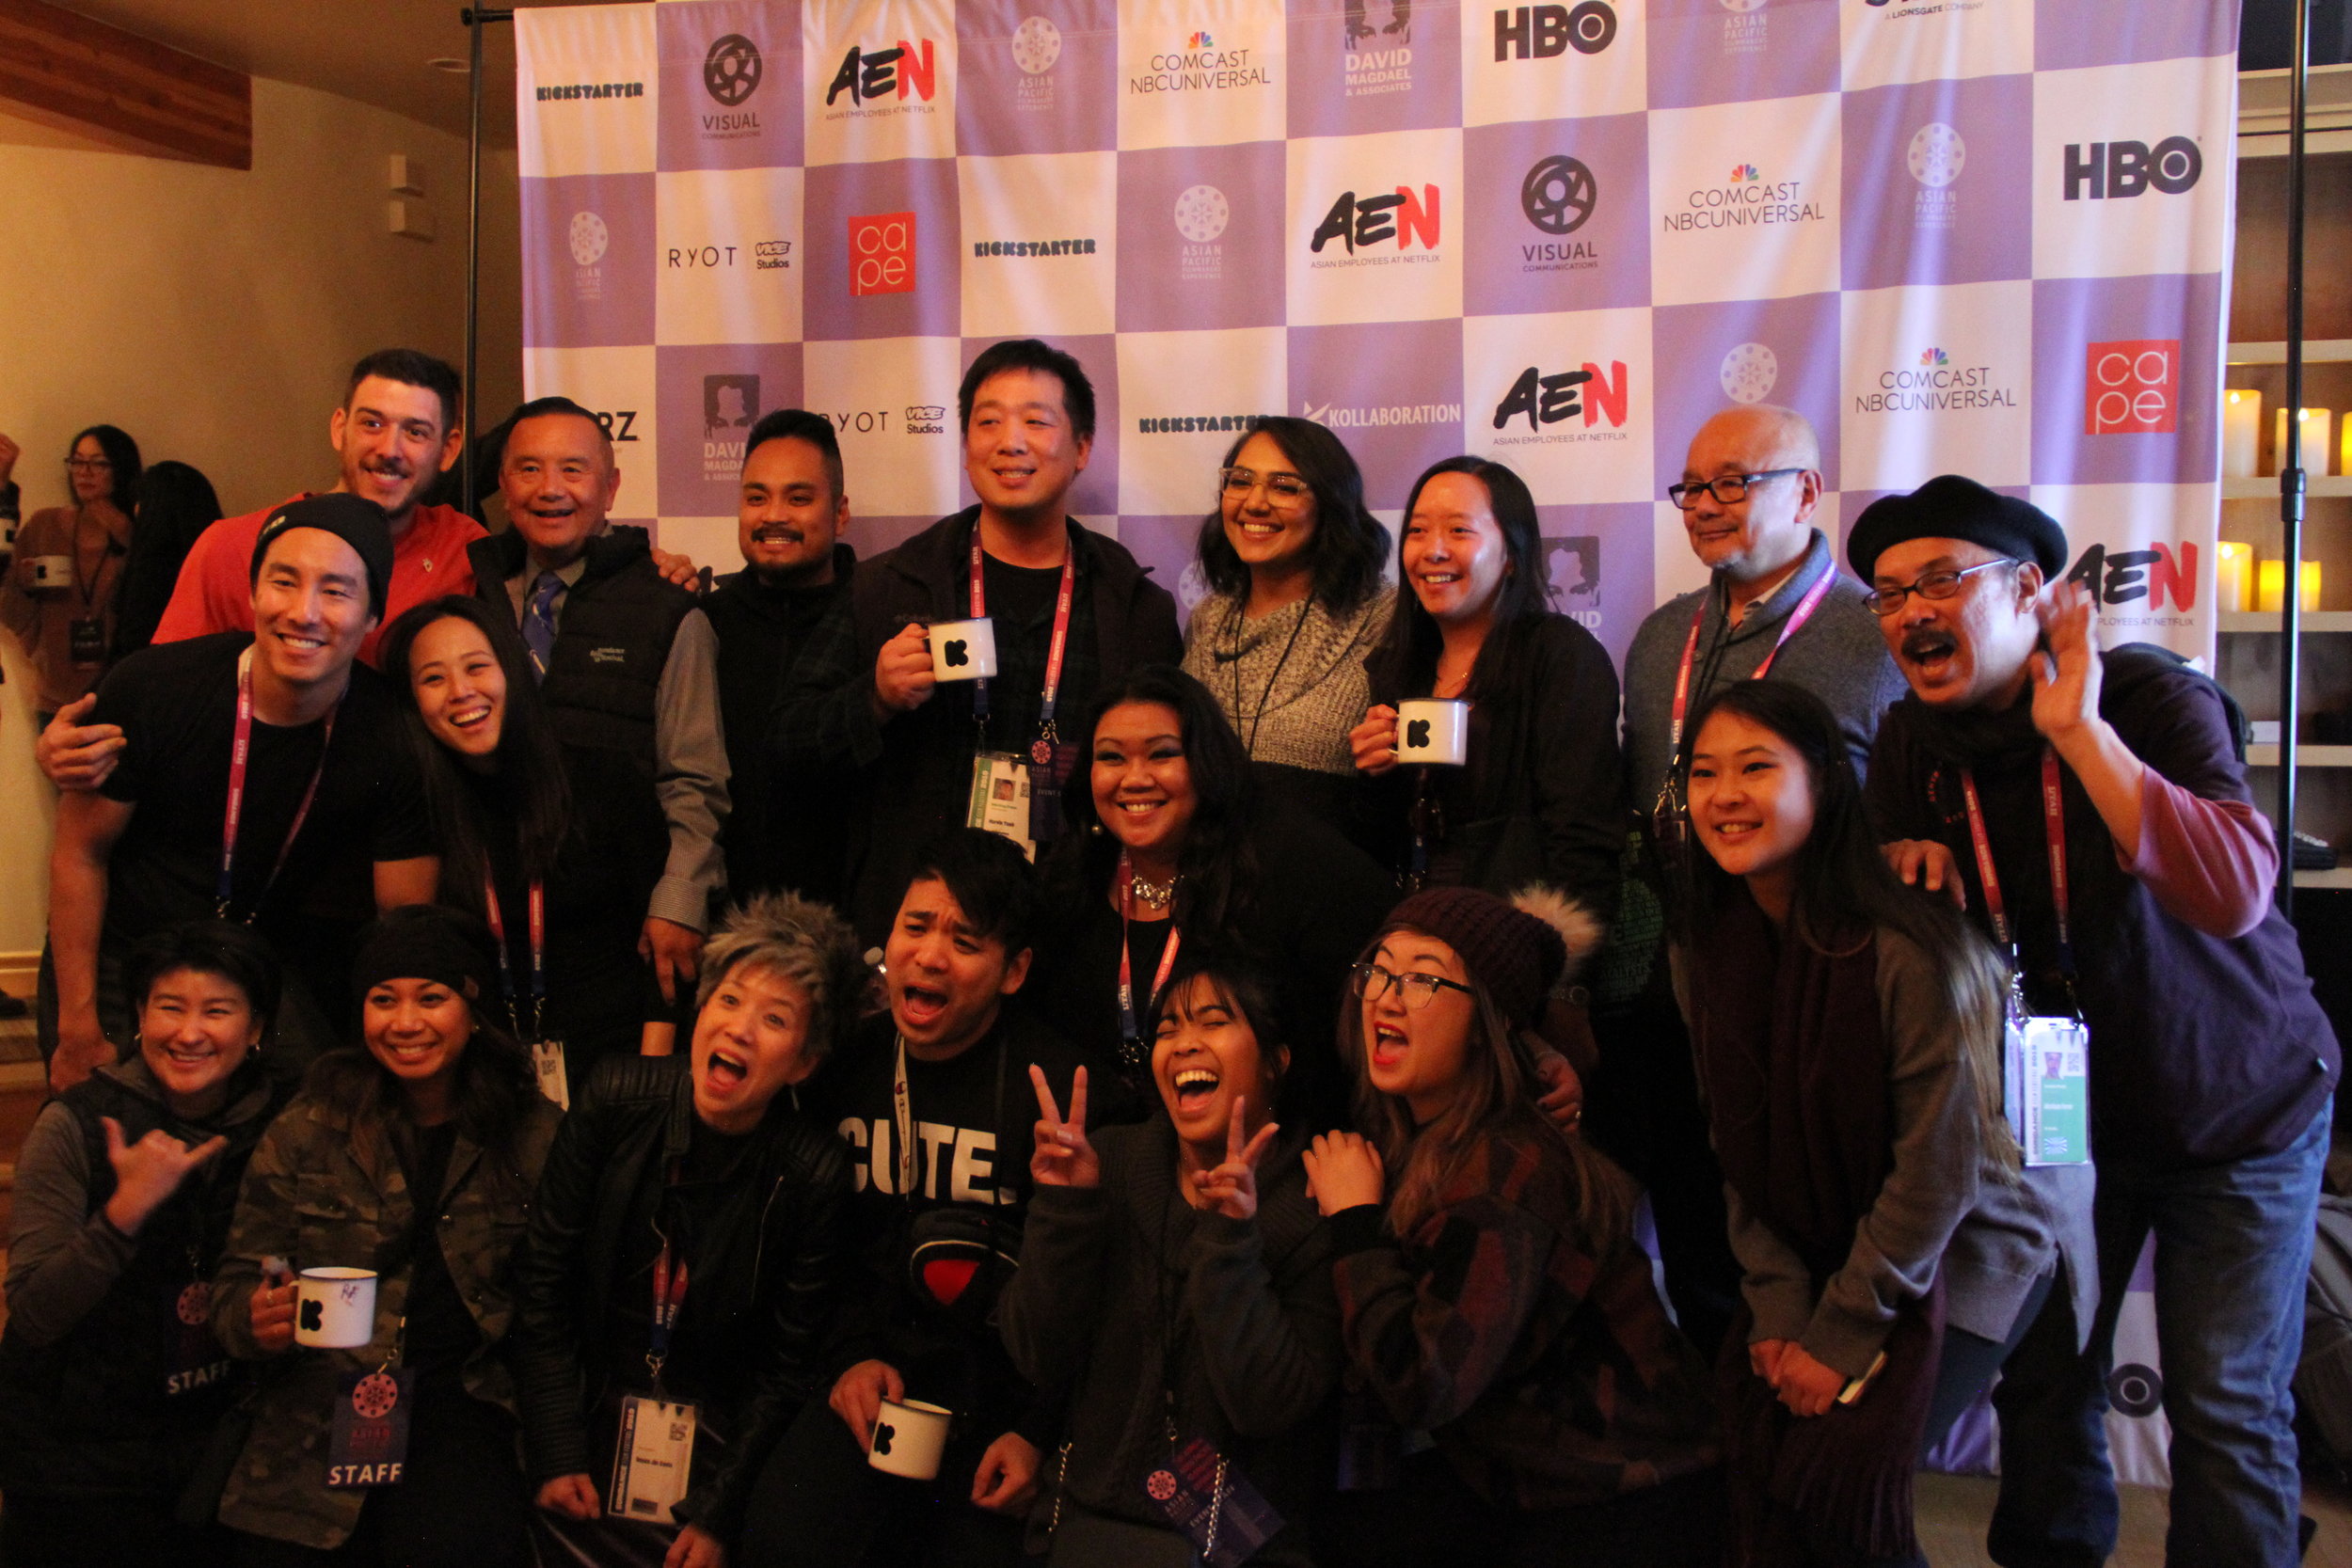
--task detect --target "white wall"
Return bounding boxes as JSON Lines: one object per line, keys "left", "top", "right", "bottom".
{"left": 0, "top": 75, "right": 522, "bottom": 958}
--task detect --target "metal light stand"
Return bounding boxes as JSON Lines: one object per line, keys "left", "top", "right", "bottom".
{"left": 459, "top": 7, "right": 515, "bottom": 518}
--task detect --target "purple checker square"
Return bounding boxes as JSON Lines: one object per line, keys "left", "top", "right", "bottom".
{"left": 803, "top": 159, "right": 962, "bottom": 342}
{"left": 2029, "top": 272, "right": 2222, "bottom": 487}
{"left": 658, "top": 1, "right": 803, "bottom": 172}
{"left": 1118, "top": 515, "right": 1210, "bottom": 629}
{"left": 1644, "top": 0, "right": 1838, "bottom": 112}
{"left": 521, "top": 172, "right": 656, "bottom": 349}
{"left": 1116, "top": 143, "right": 1288, "bottom": 332}
{"left": 2036, "top": 0, "right": 2233, "bottom": 71}
{"left": 1289, "top": 320, "right": 1466, "bottom": 507}
{"left": 654, "top": 342, "right": 806, "bottom": 516}
{"left": 956, "top": 0, "right": 1119, "bottom": 155}
{"left": 1535, "top": 503, "right": 1651, "bottom": 669}
{"left": 957, "top": 333, "right": 1120, "bottom": 519}
{"left": 1649, "top": 293, "right": 1842, "bottom": 493}
{"left": 1286, "top": 0, "right": 1460, "bottom": 139}
{"left": 1464, "top": 112, "right": 1649, "bottom": 316}
{"left": 847, "top": 515, "right": 952, "bottom": 556}
{"left": 1838, "top": 484, "right": 2030, "bottom": 571}
{"left": 1839, "top": 75, "right": 2030, "bottom": 292}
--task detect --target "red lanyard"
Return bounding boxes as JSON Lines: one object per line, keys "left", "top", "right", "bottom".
{"left": 1666, "top": 566, "right": 1836, "bottom": 748}
{"left": 216, "top": 648, "right": 338, "bottom": 922}
{"left": 1958, "top": 747, "right": 2074, "bottom": 976}
{"left": 648, "top": 1170, "right": 690, "bottom": 1381}
{"left": 968, "top": 531, "right": 1076, "bottom": 762}
{"left": 1115, "top": 848, "right": 1181, "bottom": 1069}
{"left": 480, "top": 875, "right": 547, "bottom": 1042}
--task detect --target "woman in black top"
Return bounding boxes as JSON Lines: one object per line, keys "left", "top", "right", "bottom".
{"left": 1028, "top": 666, "right": 1394, "bottom": 1132}
{"left": 379, "top": 595, "right": 676, "bottom": 1083}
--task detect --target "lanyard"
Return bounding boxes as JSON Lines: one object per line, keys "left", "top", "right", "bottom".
{"left": 217, "top": 648, "right": 339, "bottom": 922}
{"left": 968, "top": 531, "right": 1076, "bottom": 763}
{"left": 647, "top": 1162, "right": 690, "bottom": 1383}
{"left": 481, "top": 876, "right": 547, "bottom": 1043}
{"left": 1958, "top": 747, "right": 2075, "bottom": 979}
{"left": 892, "top": 1035, "right": 919, "bottom": 1198}
{"left": 1666, "top": 565, "right": 1836, "bottom": 749}
{"left": 1116, "top": 848, "right": 1182, "bottom": 1071}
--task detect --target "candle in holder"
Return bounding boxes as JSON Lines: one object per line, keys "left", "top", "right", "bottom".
{"left": 2275, "top": 406, "right": 2332, "bottom": 475}
{"left": 2217, "top": 541, "right": 2255, "bottom": 611}
{"left": 2224, "top": 389, "right": 2262, "bottom": 479}
{"left": 2257, "top": 559, "right": 2324, "bottom": 612}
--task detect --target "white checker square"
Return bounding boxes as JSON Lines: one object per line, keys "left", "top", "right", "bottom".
{"left": 1286, "top": 128, "right": 1464, "bottom": 327}
{"left": 1116, "top": 327, "right": 1288, "bottom": 516}
{"left": 803, "top": 0, "right": 960, "bottom": 166}
{"left": 523, "top": 344, "right": 660, "bottom": 503}
{"left": 1839, "top": 0, "right": 2031, "bottom": 92}
{"left": 660, "top": 516, "right": 743, "bottom": 569}
{"left": 1464, "top": 307, "right": 1654, "bottom": 505}
{"left": 655, "top": 167, "right": 805, "bottom": 345}
{"left": 958, "top": 151, "right": 1118, "bottom": 339}
{"left": 2031, "top": 58, "right": 2234, "bottom": 281}
{"left": 803, "top": 337, "right": 966, "bottom": 518}
{"left": 1461, "top": 0, "right": 1648, "bottom": 128}
{"left": 1117, "top": 0, "right": 1287, "bottom": 150}
{"left": 1647, "top": 94, "right": 1841, "bottom": 308}
{"left": 516, "top": 5, "right": 659, "bottom": 178}
{"left": 1840, "top": 280, "right": 2033, "bottom": 492}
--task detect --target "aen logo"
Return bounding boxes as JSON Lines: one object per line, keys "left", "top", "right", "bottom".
{"left": 825, "top": 40, "right": 939, "bottom": 105}
{"left": 1311, "top": 186, "right": 1440, "bottom": 253}
{"left": 2065, "top": 540, "right": 2197, "bottom": 611}
{"left": 1521, "top": 156, "right": 1596, "bottom": 235}
{"left": 1493, "top": 3, "right": 1615, "bottom": 59}
{"left": 1492, "top": 362, "right": 1628, "bottom": 432}
{"left": 2084, "top": 340, "right": 2178, "bottom": 435}
{"left": 849, "top": 212, "right": 916, "bottom": 295}
{"left": 2062, "top": 138, "right": 2201, "bottom": 201}
{"left": 704, "top": 34, "right": 763, "bottom": 105}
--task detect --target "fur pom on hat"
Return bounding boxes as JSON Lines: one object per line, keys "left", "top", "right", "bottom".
{"left": 1381, "top": 883, "right": 1597, "bottom": 1027}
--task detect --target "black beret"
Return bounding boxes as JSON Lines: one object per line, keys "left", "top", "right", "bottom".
{"left": 1845, "top": 474, "right": 2069, "bottom": 581}
{"left": 250, "top": 493, "right": 395, "bottom": 618}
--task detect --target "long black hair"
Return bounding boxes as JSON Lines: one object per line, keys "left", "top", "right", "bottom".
{"left": 1194, "top": 417, "right": 1389, "bottom": 616}
{"left": 376, "top": 595, "right": 574, "bottom": 899}
{"left": 1144, "top": 944, "right": 1295, "bottom": 1121}
{"left": 113, "top": 460, "right": 223, "bottom": 659}
{"left": 69, "top": 424, "right": 141, "bottom": 515}
{"left": 1363, "top": 455, "right": 1551, "bottom": 703}
{"left": 1056, "top": 665, "right": 1261, "bottom": 940}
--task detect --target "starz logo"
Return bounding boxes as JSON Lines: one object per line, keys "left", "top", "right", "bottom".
{"left": 1919, "top": 347, "right": 1949, "bottom": 367}
{"left": 1729, "top": 163, "right": 1759, "bottom": 182}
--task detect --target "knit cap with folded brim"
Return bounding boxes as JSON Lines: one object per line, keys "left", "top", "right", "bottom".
{"left": 1378, "top": 885, "right": 1598, "bottom": 1027}
{"left": 248, "top": 492, "right": 395, "bottom": 619}
{"left": 351, "top": 905, "right": 500, "bottom": 1004}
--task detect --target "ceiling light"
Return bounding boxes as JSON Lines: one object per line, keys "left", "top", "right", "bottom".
{"left": 427, "top": 56, "right": 469, "bottom": 73}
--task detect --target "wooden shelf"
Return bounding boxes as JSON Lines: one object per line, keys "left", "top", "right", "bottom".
{"left": 2288, "top": 867, "right": 2352, "bottom": 890}
{"left": 2227, "top": 340, "right": 2352, "bottom": 364}
{"left": 2223, "top": 476, "right": 2352, "bottom": 499}
{"left": 2248, "top": 744, "right": 2352, "bottom": 767}
{"left": 2219, "top": 611, "right": 2352, "bottom": 632}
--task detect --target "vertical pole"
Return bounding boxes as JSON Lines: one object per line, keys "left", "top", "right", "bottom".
{"left": 2278, "top": 0, "right": 2311, "bottom": 914}
{"left": 463, "top": 7, "right": 485, "bottom": 518}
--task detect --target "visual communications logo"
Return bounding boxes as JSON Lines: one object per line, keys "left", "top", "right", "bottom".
{"left": 1908, "top": 121, "right": 1963, "bottom": 230}
{"left": 1130, "top": 36, "right": 1271, "bottom": 94}
{"left": 2065, "top": 539, "right": 2197, "bottom": 614}
{"left": 1518, "top": 156, "right": 1598, "bottom": 273}
{"left": 1719, "top": 342, "right": 1778, "bottom": 404}
{"left": 700, "top": 33, "right": 764, "bottom": 137}
{"left": 569, "top": 211, "right": 610, "bottom": 301}
{"left": 704, "top": 374, "right": 760, "bottom": 482}
{"left": 1490, "top": 361, "right": 1629, "bottom": 445}
{"left": 849, "top": 212, "right": 916, "bottom": 296}
{"left": 1492, "top": 3, "right": 1615, "bottom": 59}
{"left": 1664, "top": 166, "right": 1823, "bottom": 233}
{"left": 1345, "top": 0, "right": 1413, "bottom": 96}
{"left": 2084, "top": 339, "right": 2179, "bottom": 435}
{"left": 1299, "top": 397, "right": 1462, "bottom": 428}
{"left": 1852, "top": 346, "right": 2016, "bottom": 414}
{"left": 2062, "top": 138, "right": 2202, "bottom": 201}
{"left": 1175, "top": 184, "right": 1230, "bottom": 280}
{"left": 1309, "top": 184, "right": 1442, "bottom": 268}
{"left": 824, "top": 40, "right": 940, "bottom": 113}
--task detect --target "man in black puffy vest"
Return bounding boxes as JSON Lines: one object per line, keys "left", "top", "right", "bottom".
{"left": 469, "top": 396, "right": 730, "bottom": 1006}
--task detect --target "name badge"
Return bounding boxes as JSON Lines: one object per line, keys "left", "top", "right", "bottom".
{"left": 1144, "top": 1437, "right": 1283, "bottom": 1568}
{"left": 69, "top": 616, "right": 105, "bottom": 669}
{"left": 532, "top": 1037, "right": 571, "bottom": 1111}
{"left": 326, "top": 1366, "right": 417, "bottom": 1488}
{"left": 2004, "top": 1014, "right": 2091, "bottom": 1167}
{"left": 611, "top": 1394, "right": 698, "bottom": 1524}
{"left": 966, "top": 752, "right": 1035, "bottom": 861}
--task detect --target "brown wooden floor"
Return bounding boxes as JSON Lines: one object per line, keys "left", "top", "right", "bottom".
{"left": 1916, "top": 1473, "right": 2352, "bottom": 1566}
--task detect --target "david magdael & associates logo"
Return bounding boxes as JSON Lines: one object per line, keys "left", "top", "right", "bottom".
{"left": 1310, "top": 184, "right": 1441, "bottom": 266}
{"left": 1489, "top": 360, "right": 1629, "bottom": 445}
{"left": 704, "top": 375, "right": 760, "bottom": 482}
{"left": 1345, "top": 0, "right": 1413, "bottom": 96}
{"left": 1663, "top": 164, "right": 1824, "bottom": 233}
{"left": 824, "top": 38, "right": 939, "bottom": 115}
{"left": 1852, "top": 346, "right": 2017, "bottom": 415}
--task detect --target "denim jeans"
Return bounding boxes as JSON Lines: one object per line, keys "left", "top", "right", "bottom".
{"left": 1990, "top": 1103, "right": 2331, "bottom": 1568}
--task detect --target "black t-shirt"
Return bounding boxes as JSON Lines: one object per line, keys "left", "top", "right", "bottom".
{"left": 396, "top": 1122, "right": 481, "bottom": 1377}
{"left": 975, "top": 553, "right": 1099, "bottom": 758}
{"left": 90, "top": 633, "right": 433, "bottom": 942}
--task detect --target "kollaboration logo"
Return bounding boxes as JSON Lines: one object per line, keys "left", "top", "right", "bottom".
{"left": 824, "top": 405, "right": 949, "bottom": 435}
{"left": 1175, "top": 184, "right": 1230, "bottom": 280}
{"left": 1012, "top": 16, "right": 1061, "bottom": 108}
{"left": 1310, "top": 185, "right": 1441, "bottom": 268}
{"left": 1719, "top": 342, "right": 1778, "bottom": 404}
{"left": 849, "top": 212, "right": 916, "bottom": 296}
{"left": 1130, "top": 34, "right": 1273, "bottom": 94}
{"left": 1345, "top": 0, "right": 1412, "bottom": 96}
{"left": 1720, "top": 0, "right": 1766, "bottom": 55}
{"left": 2063, "top": 137, "right": 2202, "bottom": 201}
{"left": 704, "top": 375, "right": 759, "bottom": 482}
{"left": 535, "top": 78, "right": 644, "bottom": 102}
{"left": 1520, "top": 156, "right": 1598, "bottom": 273}
{"left": 824, "top": 40, "right": 939, "bottom": 117}
{"left": 1852, "top": 346, "right": 2018, "bottom": 414}
{"left": 2065, "top": 539, "right": 2198, "bottom": 617}
{"left": 1908, "top": 122, "right": 1963, "bottom": 230}
{"left": 1489, "top": 361, "right": 1629, "bottom": 446}
{"left": 973, "top": 238, "right": 1100, "bottom": 257}
{"left": 568, "top": 211, "right": 610, "bottom": 301}
{"left": 1663, "top": 165, "right": 1825, "bottom": 232}
{"left": 1300, "top": 398, "right": 1462, "bottom": 428}
{"left": 701, "top": 34, "right": 763, "bottom": 138}
{"left": 1137, "top": 413, "right": 1259, "bottom": 434}
{"left": 1493, "top": 3, "right": 1615, "bottom": 59}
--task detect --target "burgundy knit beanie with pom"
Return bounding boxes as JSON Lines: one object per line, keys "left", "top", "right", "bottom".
{"left": 1381, "top": 886, "right": 1566, "bottom": 1027}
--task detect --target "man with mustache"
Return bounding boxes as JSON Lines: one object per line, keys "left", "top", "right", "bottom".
{"left": 1858, "top": 475, "right": 2336, "bottom": 1568}
{"left": 702, "top": 408, "right": 858, "bottom": 905}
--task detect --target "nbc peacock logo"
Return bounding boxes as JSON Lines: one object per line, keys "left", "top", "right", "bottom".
{"left": 1189, "top": 30, "right": 1215, "bottom": 46}
{"left": 1919, "top": 347, "right": 1949, "bottom": 367}
{"left": 1729, "top": 164, "right": 1759, "bottom": 182}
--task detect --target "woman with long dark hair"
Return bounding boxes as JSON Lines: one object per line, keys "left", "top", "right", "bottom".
{"left": 211, "top": 906, "right": 561, "bottom": 1568}
{"left": 112, "top": 460, "right": 224, "bottom": 661}
{"left": 1181, "top": 418, "right": 1392, "bottom": 837}
{"left": 1675, "top": 680, "right": 2087, "bottom": 1567}
{"left": 378, "top": 594, "right": 677, "bottom": 1082}
{"left": 1, "top": 423, "right": 141, "bottom": 718}
{"left": 1027, "top": 665, "right": 1393, "bottom": 1130}
{"left": 1306, "top": 885, "right": 1720, "bottom": 1567}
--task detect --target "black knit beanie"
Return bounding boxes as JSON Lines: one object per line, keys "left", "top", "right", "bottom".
{"left": 351, "top": 906, "right": 500, "bottom": 1003}
{"left": 1381, "top": 886, "right": 1565, "bottom": 1028}
{"left": 249, "top": 493, "right": 395, "bottom": 618}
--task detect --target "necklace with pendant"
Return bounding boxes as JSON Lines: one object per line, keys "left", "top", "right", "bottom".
{"left": 1128, "top": 871, "right": 1177, "bottom": 911}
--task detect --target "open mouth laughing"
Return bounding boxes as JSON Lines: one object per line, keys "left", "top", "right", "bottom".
{"left": 1170, "top": 1063, "right": 1221, "bottom": 1112}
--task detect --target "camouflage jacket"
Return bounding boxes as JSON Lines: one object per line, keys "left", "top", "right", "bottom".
{"left": 209, "top": 1088, "right": 562, "bottom": 1547}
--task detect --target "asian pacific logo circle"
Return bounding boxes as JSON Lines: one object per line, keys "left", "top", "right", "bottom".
{"left": 1174, "top": 184, "right": 1231, "bottom": 243}
{"left": 1521, "top": 156, "right": 1597, "bottom": 236}
{"left": 1720, "top": 0, "right": 1765, "bottom": 11}
{"left": 1908, "top": 122, "right": 1965, "bottom": 188}
{"left": 1720, "top": 342, "right": 1778, "bottom": 404}
{"left": 568, "top": 211, "right": 610, "bottom": 267}
{"left": 1012, "top": 16, "right": 1063, "bottom": 73}
{"left": 704, "top": 34, "right": 763, "bottom": 105}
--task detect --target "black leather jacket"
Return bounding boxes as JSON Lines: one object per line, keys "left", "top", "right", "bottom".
{"left": 510, "top": 1054, "right": 850, "bottom": 1541}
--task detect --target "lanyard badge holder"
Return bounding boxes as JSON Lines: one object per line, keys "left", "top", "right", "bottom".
{"left": 1960, "top": 752, "right": 2091, "bottom": 1168}
{"left": 612, "top": 1172, "right": 699, "bottom": 1524}
{"left": 217, "top": 648, "right": 339, "bottom": 925}
{"left": 327, "top": 1316, "right": 417, "bottom": 1489}
{"left": 485, "top": 876, "right": 566, "bottom": 1109}
{"left": 963, "top": 536, "right": 1077, "bottom": 862}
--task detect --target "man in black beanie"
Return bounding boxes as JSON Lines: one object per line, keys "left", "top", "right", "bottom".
{"left": 1855, "top": 474, "right": 2338, "bottom": 1568}
{"left": 45, "top": 494, "right": 439, "bottom": 1092}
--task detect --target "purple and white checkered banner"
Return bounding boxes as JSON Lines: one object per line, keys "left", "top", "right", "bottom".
{"left": 516, "top": 0, "right": 2235, "bottom": 666}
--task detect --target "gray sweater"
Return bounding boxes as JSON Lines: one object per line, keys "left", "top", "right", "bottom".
{"left": 1182, "top": 586, "right": 1393, "bottom": 776}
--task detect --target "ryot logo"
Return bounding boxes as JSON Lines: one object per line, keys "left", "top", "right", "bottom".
{"left": 2085, "top": 340, "right": 2179, "bottom": 435}
{"left": 1493, "top": 362, "right": 1628, "bottom": 432}
{"left": 2062, "top": 138, "right": 2201, "bottom": 201}
{"left": 850, "top": 213, "right": 916, "bottom": 295}
{"left": 1311, "top": 186, "right": 1440, "bottom": 253}
{"left": 825, "top": 40, "right": 938, "bottom": 104}
{"left": 1493, "top": 2, "right": 1615, "bottom": 58}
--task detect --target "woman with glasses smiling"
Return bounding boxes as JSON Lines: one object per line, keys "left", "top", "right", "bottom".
{"left": 0, "top": 423, "right": 141, "bottom": 721}
{"left": 1180, "top": 418, "right": 1392, "bottom": 841}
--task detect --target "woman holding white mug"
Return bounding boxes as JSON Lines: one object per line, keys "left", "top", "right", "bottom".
{"left": 211, "top": 906, "right": 562, "bottom": 1567}
{"left": 0, "top": 423, "right": 139, "bottom": 721}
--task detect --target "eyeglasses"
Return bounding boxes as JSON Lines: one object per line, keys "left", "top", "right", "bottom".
{"left": 1350, "top": 961, "right": 1475, "bottom": 1010}
{"left": 1863, "top": 558, "right": 2014, "bottom": 616}
{"left": 65, "top": 457, "right": 113, "bottom": 473}
{"left": 1220, "top": 467, "right": 1311, "bottom": 503}
{"left": 1666, "top": 467, "right": 1804, "bottom": 511}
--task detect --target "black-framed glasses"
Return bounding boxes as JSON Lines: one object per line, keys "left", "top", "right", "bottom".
{"left": 64, "top": 456, "right": 113, "bottom": 473}
{"left": 1666, "top": 467, "right": 1804, "bottom": 511}
{"left": 1350, "top": 961, "right": 1476, "bottom": 1010}
{"left": 1220, "top": 467, "right": 1311, "bottom": 503}
{"left": 1863, "top": 558, "right": 2014, "bottom": 617}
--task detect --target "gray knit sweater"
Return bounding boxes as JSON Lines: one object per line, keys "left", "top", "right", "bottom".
{"left": 1182, "top": 586, "right": 1394, "bottom": 775}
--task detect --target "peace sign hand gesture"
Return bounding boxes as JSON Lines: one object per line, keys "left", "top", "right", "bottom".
{"left": 1189, "top": 1097, "right": 1279, "bottom": 1221}
{"left": 1029, "top": 1065, "right": 1101, "bottom": 1189}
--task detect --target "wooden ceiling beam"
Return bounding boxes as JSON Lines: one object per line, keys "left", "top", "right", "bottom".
{"left": 0, "top": 0, "right": 249, "bottom": 169}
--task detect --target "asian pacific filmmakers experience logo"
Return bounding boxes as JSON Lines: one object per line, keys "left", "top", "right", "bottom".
{"left": 1519, "top": 157, "right": 1599, "bottom": 273}
{"left": 568, "top": 211, "right": 609, "bottom": 301}
{"left": 849, "top": 212, "right": 916, "bottom": 295}
{"left": 2085, "top": 340, "right": 2179, "bottom": 435}
{"left": 1012, "top": 16, "right": 1062, "bottom": 72}
{"left": 1175, "top": 184, "right": 1230, "bottom": 280}
{"left": 1719, "top": 342, "right": 1778, "bottom": 404}
{"left": 1720, "top": 0, "right": 1766, "bottom": 54}
{"left": 1908, "top": 122, "right": 1963, "bottom": 230}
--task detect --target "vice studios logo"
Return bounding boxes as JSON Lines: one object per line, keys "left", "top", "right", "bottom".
{"left": 1345, "top": 0, "right": 1413, "bottom": 97}
{"left": 700, "top": 33, "right": 763, "bottom": 139}
{"left": 1519, "top": 156, "right": 1598, "bottom": 274}
{"left": 824, "top": 38, "right": 940, "bottom": 117}
{"left": 1310, "top": 183, "right": 1441, "bottom": 270}
{"left": 1489, "top": 360, "right": 1630, "bottom": 449}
